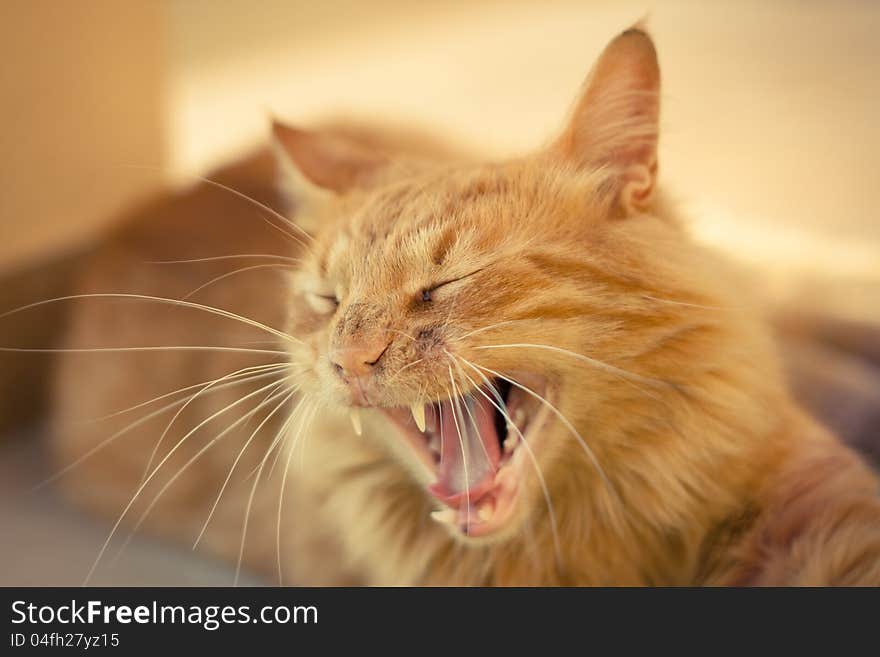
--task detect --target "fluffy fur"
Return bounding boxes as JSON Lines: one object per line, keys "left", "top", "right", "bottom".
{"left": 50, "top": 28, "right": 880, "bottom": 585}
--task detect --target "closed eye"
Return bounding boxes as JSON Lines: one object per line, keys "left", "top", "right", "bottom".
{"left": 421, "top": 267, "right": 486, "bottom": 302}
{"left": 306, "top": 291, "right": 339, "bottom": 314}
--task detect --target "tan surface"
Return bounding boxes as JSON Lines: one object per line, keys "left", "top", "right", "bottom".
{"left": 0, "top": 433, "right": 261, "bottom": 586}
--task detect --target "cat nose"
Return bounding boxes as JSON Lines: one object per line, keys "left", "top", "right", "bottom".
{"left": 330, "top": 337, "right": 391, "bottom": 379}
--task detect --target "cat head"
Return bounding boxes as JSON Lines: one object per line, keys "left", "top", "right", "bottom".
{"left": 272, "top": 29, "right": 707, "bottom": 542}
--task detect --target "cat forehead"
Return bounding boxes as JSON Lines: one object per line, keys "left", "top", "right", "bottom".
{"left": 321, "top": 209, "right": 473, "bottom": 277}
{"left": 311, "top": 161, "right": 607, "bottom": 276}
{"left": 316, "top": 172, "right": 489, "bottom": 251}
{"left": 344, "top": 163, "right": 566, "bottom": 238}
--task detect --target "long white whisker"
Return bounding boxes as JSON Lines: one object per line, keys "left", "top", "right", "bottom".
{"left": 462, "top": 358, "right": 618, "bottom": 502}
{"left": 82, "top": 377, "right": 289, "bottom": 585}
{"left": 253, "top": 396, "right": 312, "bottom": 485}
{"left": 118, "top": 164, "right": 314, "bottom": 246}
{"left": 447, "top": 366, "right": 471, "bottom": 532}
{"left": 296, "top": 403, "right": 319, "bottom": 474}
{"left": 455, "top": 357, "right": 562, "bottom": 567}
{"left": 452, "top": 319, "right": 530, "bottom": 342}
{"left": 188, "top": 175, "right": 313, "bottom": 245}
{"left": 182, "top": 263, "right": 299, "bottom": 301}
{"left": 32, "top": 366, "right": 287, "bottom": 492}
{"left": 473, "top": 342, "right": 666, "bottom": 401}
{"left": 473, "top": 343, "right": 663, "bottom": 387}
{"left": 193, "top": 387, "right": 299, "bottom": 549}
{"left": 387, "top": 328, "right": 417, "bottom": 342}
{"left": 278, "top": 401, "right": 317, "bottom": 584}
{"left": 85, "top": 362, "right": 286, "bottom": 424}
{"left": 148, "top": 254, "right": 301, "bottom": 265}
{"left": 0, "top": 345, "right": 289, "bottom": 356}
{"left": 0, "top": 293, "right": 301, "bottom": 345}
{"left": 437, "top": 391, "right": 445, "bottom": 462}
{"left": 140, "top": 365, "right": 289, "bottom": 482}
{"left": 117, "top": 380, "right": 295, "bottom": 559}
{"left": 448, "top": 363, "right": 491, "bottom": 465}
{"left": 387, "top": 358, "right": 424, "bottom": 384}
{"left": 235, "top": 399, "right": 302, "bottom": 586}
{"left": 641, "top": 294, "right": 746, "bottom": 311}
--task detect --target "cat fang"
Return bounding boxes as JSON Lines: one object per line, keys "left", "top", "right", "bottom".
{"left": 373, "top": 376, "right": 554, "bottom": 538}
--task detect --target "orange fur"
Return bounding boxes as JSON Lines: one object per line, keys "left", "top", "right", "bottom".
{"left": 50, "top": 28, "right": 879, "bottom": 585}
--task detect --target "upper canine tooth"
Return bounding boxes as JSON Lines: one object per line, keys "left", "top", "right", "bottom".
{"left": 349, "top": 408, "right": 363, "bottom": 436}
{"left": 430, "top": 509, "right": 456, "bottom": 525}
{"left": 411, "top": 403, "right": 426, "bottom": 432}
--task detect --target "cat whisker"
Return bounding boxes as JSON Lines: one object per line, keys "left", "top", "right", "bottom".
{"left": 147, "top": 254, "right": 302, "bottom": 265}
{"left": 276, "top": 401, "right": 309, "bottom": 584}
{"left": 472, "top": 342, "right": 668, "bottom": 402}
{"left": 0, "top": 293, "right": 302, "bottom": 346}
{"left": 446, "top": 365, "right": 471, "bottom": 531}
{"left": 460, "top": 357, "right": 619, "bottom": 505}
{"left": 31, "top": 365, "right": 288, "bottom": 492}
{"left": 116, "top": 380, "right": 296, "bottom": 561}
{"left": 296, "top": 402, "right": 319, "bottom": 474}
{"left": 0, "top": 345, "right": 289, "bottom": 357}
{"left": 440, "top": 293, "right": 462, "bottom": 334}
{"left": 235, "top": 395, "right": 307, "bottom": 586}
{"left": 260, "top": 394, "right": 313, "bottom": 482}
{"left": 452, "top": 355, "right": 562, "bottom": 568}
{"left": 386, "top": 358, "right": 424, "bottom": 384}
{"left": 84, "top": 362, "right": 287, "bottom": 424}
{"left": 140, "top": 364, "right": 290, "bottom": 482}
{"left": 279, "top": 401, "right": 319, "bottom": 584}
{"left": 436, "top": 390, "right": 446, "bottom": 463}
{"left": 193, "top": 387, "right": 300, "bottom": 550}
{"left": 450, "top": 319, "right": 533, "bottom": 342}
{"left": 448, "top": 362, "right": 492, "bottom": 465}
{"left": 235, "top": 339, "right": 287, "bottom": 346}
{"left": 387, "top": 328, "right": 417, "bottom": 342}
{"left": 83, "top": 376, "right": 291, "bottom": 585}
{"left": 264, "top": 403, "right": 298, "bottom": 481}
{"left": 182, "top": 263, "right": 300, "bottom": 301}
{"left": 640, "top": 294, "right": 748, "bottom": 311}
{"left": 118, "top": 164, "right": 314, "bottom": 248}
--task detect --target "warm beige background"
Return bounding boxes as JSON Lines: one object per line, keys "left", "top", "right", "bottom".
{"left": 0, "top": 0, "right": 166, "bottom": 272}
{"left": 3, "top": 1, "right": 879, "bottom": 281}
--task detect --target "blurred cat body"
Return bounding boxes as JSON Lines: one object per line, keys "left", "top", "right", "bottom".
{"left": 51, "top": 29, "right": 880, "bottom": 585}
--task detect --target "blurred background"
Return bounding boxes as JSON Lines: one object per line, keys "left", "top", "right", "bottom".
{"left": 0, "top": 0, "right": 878, "bottom": 585}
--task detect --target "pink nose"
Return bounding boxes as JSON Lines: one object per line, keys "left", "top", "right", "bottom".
{"left": 330, "top": 338, "right": 391, "bottom": 379}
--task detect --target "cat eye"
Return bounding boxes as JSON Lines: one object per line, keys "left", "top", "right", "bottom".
{"left": 420, "top": 267, "right": 486, "bottom": 303}
{"left": 306, "top": 291, "right": 339, "bottom": 314}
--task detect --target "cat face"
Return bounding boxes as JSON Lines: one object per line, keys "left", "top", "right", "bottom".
{"left": 277, "top": 28, "right": 668, "bottom": 542}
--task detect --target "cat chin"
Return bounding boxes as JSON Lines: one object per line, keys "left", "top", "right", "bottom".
{"left": 377, "top": 374, "right": 555, "bottom": 540}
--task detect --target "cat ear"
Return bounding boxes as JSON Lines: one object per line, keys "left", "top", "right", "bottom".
{"left": 271, "top": 120, "right": 386, "bottom": 229}
{"left": 553, "top": 27, "right": 660, "bottom": 214}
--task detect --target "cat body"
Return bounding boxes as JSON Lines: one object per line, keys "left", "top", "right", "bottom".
{"left": 49, "top": 29, "right": 880, "bottom": 585}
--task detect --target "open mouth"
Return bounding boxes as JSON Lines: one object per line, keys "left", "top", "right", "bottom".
{"left": 373, "top": 374, "right": 553, "bottom": 538}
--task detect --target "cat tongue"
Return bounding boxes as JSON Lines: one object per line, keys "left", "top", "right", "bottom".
{"left": 429, "top": 393, "right": 501, "bottom": 506}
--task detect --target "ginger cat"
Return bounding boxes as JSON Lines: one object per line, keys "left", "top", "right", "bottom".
{"left": 49, "top": 28, "right": 880, "bottom": 585}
